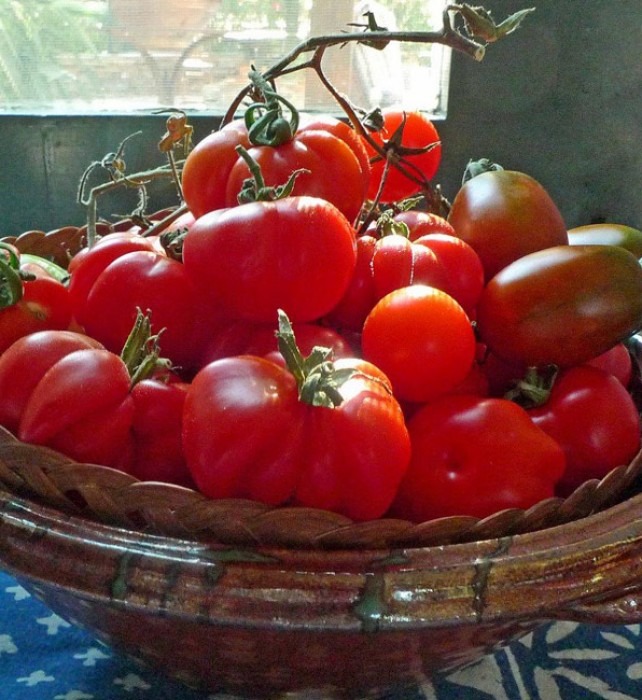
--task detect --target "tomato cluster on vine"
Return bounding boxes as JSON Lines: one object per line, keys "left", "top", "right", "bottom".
{"left": 1, "top": 107, "right": 641, "bottom": 525}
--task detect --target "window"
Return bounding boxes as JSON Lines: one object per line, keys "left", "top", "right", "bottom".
{"left": 0, "top": 0, "right": 451, "bottom": 117}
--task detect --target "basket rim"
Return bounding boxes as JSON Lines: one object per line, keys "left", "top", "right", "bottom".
{"left": 1, "top": 423, "right": 641, "bottom": 551}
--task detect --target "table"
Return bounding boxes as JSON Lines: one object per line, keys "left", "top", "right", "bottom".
{"left": 1, "top": 569, "right": 641, "bottom": 699}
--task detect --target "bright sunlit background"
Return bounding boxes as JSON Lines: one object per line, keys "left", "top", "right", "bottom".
{"left": 0, "top": 0, "right": 451, "bottom": 116}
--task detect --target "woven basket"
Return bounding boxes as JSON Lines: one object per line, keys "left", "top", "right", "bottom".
{"left": 1, "top": 222, "right": 642, "bottom": 550}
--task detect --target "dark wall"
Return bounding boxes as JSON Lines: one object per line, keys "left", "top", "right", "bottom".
{"left": 1, "top": 0, "right": 640, "bottom": 236}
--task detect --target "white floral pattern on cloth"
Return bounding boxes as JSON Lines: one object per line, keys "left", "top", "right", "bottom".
{"left": 1, "top": 569, "right": 642, "bottom": 699}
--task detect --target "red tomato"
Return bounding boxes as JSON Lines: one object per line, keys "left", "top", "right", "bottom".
{"left": 15, "top": 346, "right": 136, "bottom": 470}
{"left": 0, "top": 330, "right": 103, "bottom": 434}
{"left": 393, "top": 210, "right": 456, "bottom": 240}
{"left": 585, "top": 343, "right": 632, "bottom": 387}
{"left": 370, "top": 234, "right": 450, "bottom": 301}
{"left": 361, "top": 285, "right": 476, "bottom": 403}
{"left": 130, "top": 378, "right": 193, "bottom": 487}
{"left": 75, "top": 250, "right": 208, "bottom": 370}
{"left": 363, "top": 110, "right": 442, "bottom": 203}
{"left": 182, "top": 116, "right": 369, "bottom": 223}
{"left": 527, "top": 366, "right": 641, "bottom": 496}
{"left": 0, "top": 327, "right": 193, "bottom": 482}
{"left": 0, "top": 276, "right": 72, "bottom": 355}
{"left": 183, "top": 354, "right": 410, "bottom": 521}
{"left": 413, "top": 233, "right": 484, "bottom": 315}
{"left": 297, "top": 114, "right": 371, "bottom": 195}
{"left": 389, "top": 395, "right": 566, "bottom": 521}
{"left": 324, "top": 234, "right": 378, "bottom": 332}
{"left": 448, "top": 170, "right": 569, "bottom": 282}
{"left": 68, "top": 230, "right": 160, "bottom": 326}
{"left": 182, "top": 196, "right": 357, "bottom": 324}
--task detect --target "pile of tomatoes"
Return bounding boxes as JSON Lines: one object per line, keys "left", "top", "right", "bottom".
{"left": 1, "top": 107, "right": 642, "bottom": 525}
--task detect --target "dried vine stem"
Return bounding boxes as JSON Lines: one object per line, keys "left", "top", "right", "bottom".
{"left": 221, "top": 8, "right": 486, "bottom": 126}
{"left": 219, "top": 5, "right": 532, "bottom": 220}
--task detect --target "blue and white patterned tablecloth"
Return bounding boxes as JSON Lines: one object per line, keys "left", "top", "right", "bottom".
{"left": 2, "top": 569, "right": 642, "bottom": 699}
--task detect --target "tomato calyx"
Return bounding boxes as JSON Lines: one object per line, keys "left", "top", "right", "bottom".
{"left": 505, "top": 365, "right": 559, "bottom": 409}
{"left": 244, "top": 68, "right": 300, "bottom": 148}
{"left": 461, "top": 157, "right": 504, "bottom": 184}
{"left": 0, "top": 243, "right": 43, "bottom": 309}
{"left": 235, "top": 145, "right": 308, "bottom": 204}
{"left": 373, "top": 209, "right": 411, "bottom": 239}
{"left": 0, "top": 259, "right": 25, "bottom": 310}
{"left": 120, "top": 308, "right": 173, "bottom": 388}
{"left": 371, "top": 198, "right": 424, "bottom": 239}
{"left": 275, "top": 309, "right": 355, "bottom": 408}
{"left": 159, "top": 226, "right": 189, "bottom": 261}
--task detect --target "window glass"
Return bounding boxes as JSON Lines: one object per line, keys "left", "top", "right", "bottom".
{"left": 0, "top": 0, "right": 450, "bottom": 116}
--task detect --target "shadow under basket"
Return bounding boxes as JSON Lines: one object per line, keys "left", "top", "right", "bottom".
{"left": 3, "top": 223, "right": 642, "bottom": 697}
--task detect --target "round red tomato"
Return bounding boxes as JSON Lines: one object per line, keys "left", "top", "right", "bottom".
{"left": 585, "top": 343, "right": 632, "bottom": 387}
{"left": 68, "top": 230, "right": 161, "bottom": 327}
{"left": 448, "top": 170, "right": 568, "bottom": 282}
{"left": 361, "top": 285, "right": 476, "bottom": 403}
{"left": 413, "top": 233, "right": 484, "bottom": 315}
{"left": 0, "top": 275, "right": 72, "bottom": 355}
{"left": 363, "top": 110, "right": 441, "bottom": 203}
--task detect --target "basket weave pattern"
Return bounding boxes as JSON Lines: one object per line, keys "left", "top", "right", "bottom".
{"left": 1, "top": 224, "right": 642, "bottom": 549}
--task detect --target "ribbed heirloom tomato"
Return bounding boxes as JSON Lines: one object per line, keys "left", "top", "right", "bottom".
{"left": 182, "top": 115, "right": 369, "bottom": 224}
{"left": 182, "top": 314, "right": 410, "bottom": 521}
{"left": 182, "top": 195, "right": 357, "bottom": 324}
{"left": 0, "top": 321, "right": 192, "bottom": 485}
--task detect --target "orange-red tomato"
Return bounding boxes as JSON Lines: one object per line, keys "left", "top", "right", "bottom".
{"left": 363, "top": 110, "right": 441, "bottom": 203}
{"left": 361, "top": 285, "right": 476, "bottom": 403}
